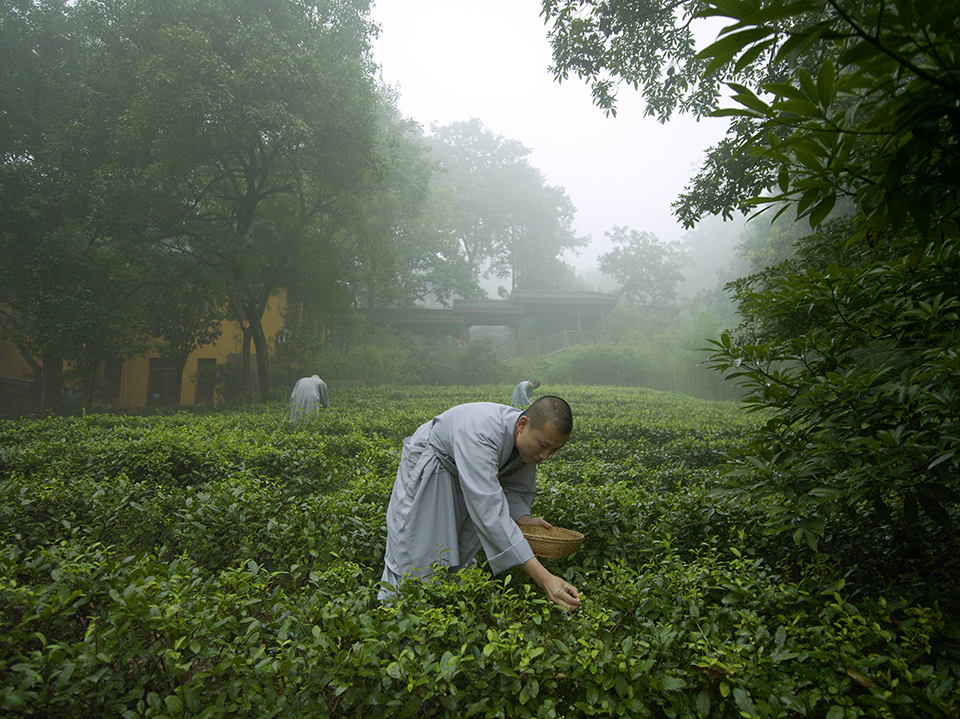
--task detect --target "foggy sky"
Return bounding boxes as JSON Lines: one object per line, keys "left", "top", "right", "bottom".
{"left": 369, "top": 0, "right": 732, "bottom": 277}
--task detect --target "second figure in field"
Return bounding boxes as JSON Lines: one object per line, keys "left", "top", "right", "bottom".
{"left": 511, "top": 379, "right": 541, "bottom": 407}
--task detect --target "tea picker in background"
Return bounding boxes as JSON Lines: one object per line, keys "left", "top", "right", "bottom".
{"left": 511, "top": 379, "right": 541, "bottom": 407}
{"left": 379, "top": 396, "right": 581, "bottom": 611}
{"left": 289, "top": 374, "right": 328, "bottom": 427}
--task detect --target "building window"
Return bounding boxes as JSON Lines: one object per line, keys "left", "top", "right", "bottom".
{"left": 147, "top": 358, "right": 180, "bottom": 407}
{"left": 103, "top": 358, "right": 123, "bottom": 399}
{"left": 195, "top": 358, "right": 217, "bottom": 405}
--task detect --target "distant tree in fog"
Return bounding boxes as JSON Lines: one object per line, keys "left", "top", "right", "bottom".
{"left": 427, "top": 119, "right": 586, "bottom": 294}
{"left": 347, "top": 113, "right": 481, "bottom": 309}
{"left": 598, "top": 226, "right": 690, "bottom": 306}
{"left": 677, "top": 215, "right": 746, "bottom": 299}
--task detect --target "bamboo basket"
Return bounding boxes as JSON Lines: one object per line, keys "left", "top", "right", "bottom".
{"left": 519, "top": 524, "right": 584, "bottom": 559}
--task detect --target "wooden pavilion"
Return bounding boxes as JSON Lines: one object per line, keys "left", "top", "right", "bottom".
{"left": 353, "top": 290, "right": 620, "bottom": 358}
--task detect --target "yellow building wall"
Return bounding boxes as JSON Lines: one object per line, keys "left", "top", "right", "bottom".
{"left": 0, "top": 290, "right": 287, "bottom": 414}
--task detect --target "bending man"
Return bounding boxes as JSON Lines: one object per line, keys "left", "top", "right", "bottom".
{"left": 289, "top": 374, "right": 328, "bottom": 427}
{"left": 380, "top": 396, "right": 581, "bottom": 611}
{"left": 511, "top": 379, "right": 541, "bottom": 407}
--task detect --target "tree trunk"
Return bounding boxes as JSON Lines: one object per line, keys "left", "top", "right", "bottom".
{"left": 79, "top": 359, "right": 100, "bottom": 412}
{"left": 236, "top": 298, "right": 271, "bottom": 400}
{"left": 39, "top": 352, "right": 64, "bottom": 417}
{"left": 174, "top": 355, "right": 188, "bottom": 408}
{"left": 241, "top": 325, "right": 254, "bottom": 403}
{"left": 18, "top": 347, "right": 43, "bottom": 410}
{"left": 251, "top": 314, "right": 271, "bottom": 398}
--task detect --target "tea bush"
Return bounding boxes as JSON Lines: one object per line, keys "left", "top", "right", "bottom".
{"left": 2, "top": 540, "right": 955, "bottom": 718}
{"left": 1, "top": 385, "right": 957, "bottom": 717}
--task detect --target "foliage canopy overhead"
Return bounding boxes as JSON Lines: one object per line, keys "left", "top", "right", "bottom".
{"left": 543, "top": 0, "right": 960, "bottom": 544}
{"left": 542, "top": 0, "right": 960, "bottom": 240}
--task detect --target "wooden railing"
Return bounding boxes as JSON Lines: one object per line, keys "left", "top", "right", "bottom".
{"left": 497, "top": 328, "right": 610, "bottom": 359}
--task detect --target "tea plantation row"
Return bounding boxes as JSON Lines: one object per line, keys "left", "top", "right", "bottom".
{"left": 1, "top": 385, "right": 957, "bottom": 717}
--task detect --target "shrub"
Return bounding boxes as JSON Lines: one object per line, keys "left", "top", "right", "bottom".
{"left": 1, "top": 386, "right": 957, "bottom": 717}
{"left": 456, "top": 336, "right": 504, "bottom": 385}
{"left": 550, "top": 344, "right": 640, "bottom": 386}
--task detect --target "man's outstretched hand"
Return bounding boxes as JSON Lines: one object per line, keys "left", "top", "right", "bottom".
{"left": 519, "top": 554, "right": 582, "bottom": 611}
{"left": 541, "top": 573, "right": 581, "bottom": 611}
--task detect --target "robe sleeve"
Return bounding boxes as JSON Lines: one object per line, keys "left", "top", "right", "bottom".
{"left": 450, "top": 413, "right": 534, "bottom": 574}
{"left": 501, "top": 465, "right": 536, "bottom": 519}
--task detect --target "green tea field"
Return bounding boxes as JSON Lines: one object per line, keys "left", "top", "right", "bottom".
{"left": 2, "top": 386, "right": 957, "bottom": 717}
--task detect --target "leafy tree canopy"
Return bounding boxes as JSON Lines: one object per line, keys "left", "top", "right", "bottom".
{"left": 542, "top": 0, "right": 960, "bottom": 239}
{"left": 543, "top": 0, "right": 960, "bottom": 546}
{"left": 0, "top": 0, "right": 152, "bottom": 412}
{"left": 708, "top": 221, "right": 960, "bottom": 546}
{"left": 541, "top": 0, "right": 723, "bottom": 119}
{"left": 426, "top": 119, "right": 586, "bottom": 294}
{"left": 598, "top": 226, "right": 691, "bottom": 306}
{"left": 84, "top": 0, "right": 385, "bottom": 397}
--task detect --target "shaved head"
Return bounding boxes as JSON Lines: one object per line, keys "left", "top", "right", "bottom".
{"left": 521, "top": 396, "right": 572, "bottom": 437}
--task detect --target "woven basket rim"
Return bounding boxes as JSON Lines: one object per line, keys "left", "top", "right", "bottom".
{"left": 519, "top": 524, "right": 584, "bottom": 559}
{"left": 519, "top": 525, "right": 584, "bottom": 542}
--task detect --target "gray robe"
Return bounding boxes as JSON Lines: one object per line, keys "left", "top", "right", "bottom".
{"left": 381, "top": 402, "right": 536, "bottom": 594}
{"left": 511, "top": 381, "right": 533, "bottom": 407}
{"left": 289, "top": 376, "right": 328, "bottom": 426}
